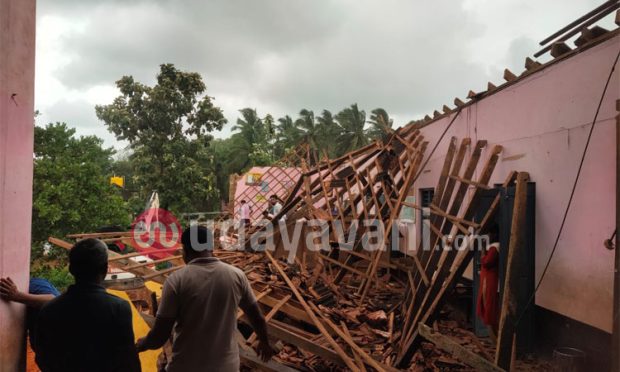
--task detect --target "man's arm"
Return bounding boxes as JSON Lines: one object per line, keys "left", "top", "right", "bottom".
{"left": 136, "top": 316, "right": 175, "bottom": 352}
{"left": 136, "top": 278, "right": 177, "bottom": 352}
{"left": 0, "top": 277, "right": 54, "bottom": 308}
{"left": 240, "top": 297, "right": 275, "bottom": 361}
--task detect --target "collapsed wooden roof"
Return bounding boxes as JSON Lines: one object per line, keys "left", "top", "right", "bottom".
{"left": 50, "top": 129, "right": 515, "bottom": 370}
{"left": 46, "top": 5, "right": 620, "bottom": 370}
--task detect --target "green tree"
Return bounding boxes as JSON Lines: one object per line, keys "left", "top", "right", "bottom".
{"left": 295, "top": 109, "right": 321, "bottom": 151}
{"left": 96, "top": 63, "right": 226, "bottom": 213}
{"left": 316, "top": 110, "right": 341, "bottom": 158}
{"left": 32, "top": 123, "right": 130, "bottom": 259}
{"left": 335, "top": 104, "right": 369, "bottom": 155}
{"left": 274, "top": 115, "right": 302, "bottom": 158}
{"left": 368, "top": 108, "right": 393, "bottom": 141}
{"left": 229, "top": 108, "right": 269, "bottom": 169}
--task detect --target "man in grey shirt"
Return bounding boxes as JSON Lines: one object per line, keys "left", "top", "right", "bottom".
{"left": 136, "top": 226, "right": 274, "bottom": 371}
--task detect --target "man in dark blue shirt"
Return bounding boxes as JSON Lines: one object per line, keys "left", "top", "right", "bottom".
{"left": 34, "top": 238, "right": 141, "bottom": 372}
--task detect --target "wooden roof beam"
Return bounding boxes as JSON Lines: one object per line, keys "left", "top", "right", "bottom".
{"left": 454, "top": 97, "right": 465, "bottom": 107}
{"left": 524, "top": 57, "right": 541, "bottom": 70}
{"left": 442, "top": 105, "right": 453, "bottom": 114}
{"left": 503, "top": 69, "right": 517, "bottom": 82}
{"left": 550, "top": 41, "right": 572, "bottom": 58}
{"left": 574, "top": 25, "right": 609, "bottom": 47}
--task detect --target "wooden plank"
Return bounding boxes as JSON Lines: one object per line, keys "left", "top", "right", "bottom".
{"left": 429, "top": 203, "right": 480, "bottom": 229}
{"left": 449, "top": 174, "right": 492, "bottom": 190}
{"left": 256, "top": 293, "right": 312, "bottom": 325}
{"left": 534, "top": 1, "right": 620, "bottom": 57}
{"left": 495, "top": 172, "right": 530, "bottom": 370}
{"left": 419, "top": 324, "right": 504, "bottom": 372}
{"left": 247, "top": 294, "right": 292, "bottom": 344}
{"left": 108, "top": 248, "right": 181, "bottom": 261}
{"left": 318, "top": 253, "right": 370, "bottom": 278}
{"left": 397, "top": 169, "right": 512, "bottom": 367}
{"left": 239, "top": 348, "right": 302, "bottom": 372}
{"left": 412, "top": 144, "right": 501, "bottom": 328}
{"left": 341, "top": 322, "right": 368, "bottom": 372}
{"left": 237, "top": 289, "right": 273, "bottom": 320}
{"left": 402, "top": 139, "right": 475, "bottom": 339}
{"left": 310, "top": 302, "right": 388, "bottom": 372}
{"left": 264, "top": 251, "right": 359, "bottom": 371}
{"left": 48, "top": 237, "right": 168, "bottom": 284}
{"left": 258, "top": 319, "right": 344, "bottom": 367}
{"left": 360, "top": 141, "right": 428, "bottom": 302}
{"left": 66, "top": 231, "right": 133, "bottom": 239}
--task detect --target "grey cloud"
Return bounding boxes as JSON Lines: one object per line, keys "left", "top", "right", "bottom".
{"left": 39, "top": 0, "right": 579, "bottom": 137}
{"left": 50, "top": 0, "right": 345, "bottom": 89}
{"left": 42, "top": 99, "right": 99, "bottom": 129}
{"left": 39, "top": 98, "right": 118, "bottom": 147}
{"left": 504, "top": 36, "right": 539, "bottom": 74}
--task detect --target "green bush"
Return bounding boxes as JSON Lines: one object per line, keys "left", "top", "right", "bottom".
{"left": 31, "top": 264, "right": 73, "bottom": 292}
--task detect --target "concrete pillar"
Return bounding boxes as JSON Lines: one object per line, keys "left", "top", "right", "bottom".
{"left": 0, "top": 0, "right": 36, "bottom": 370}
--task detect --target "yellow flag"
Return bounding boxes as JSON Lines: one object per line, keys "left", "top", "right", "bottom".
{"left": 110, "top": 176, "right": 124, "bottom": 188}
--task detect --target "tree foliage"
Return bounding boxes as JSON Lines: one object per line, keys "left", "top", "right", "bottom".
{"left": 32, "top": 123, "right": 130, "bottom": 259}
{"left": 96, "top": 64, "right": 226, "bottom": 213}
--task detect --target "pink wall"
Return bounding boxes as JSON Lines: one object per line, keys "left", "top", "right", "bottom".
{"left": 0, "top": 0, "right": 36, "bottom": 369}
{"left": 233, "top": 166, "right": 301, "bottom": 220}
{"left": 410, "top": 35, "right": 619, "bottom": 332}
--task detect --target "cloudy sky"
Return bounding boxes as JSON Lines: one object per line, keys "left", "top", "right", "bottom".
{"left": 35, "top": 0, "right": 613, "bottom": 148}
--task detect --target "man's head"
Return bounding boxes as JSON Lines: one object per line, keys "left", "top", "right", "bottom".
{"left": 269, "top": 195, "right": 278, "bottom": 206}
{"left": 69, "top": 238, "right": 108, "bottom": 284}
{"left": 241, "top": 200, "right": 246, "bottom": 204}
{"left": 180, "top": 225, "right": 214, "bottom": 263}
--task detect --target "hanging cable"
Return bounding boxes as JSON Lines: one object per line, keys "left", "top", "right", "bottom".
{"left": 515, "top": 47, "right": 620, "bottom": 327}
{"left": 412, "top": 108, "right": 463, "bottom": 183}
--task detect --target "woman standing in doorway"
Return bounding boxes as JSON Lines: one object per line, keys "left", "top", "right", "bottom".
{"left": 477, "top": 224, "right": 500, "bottom": 339}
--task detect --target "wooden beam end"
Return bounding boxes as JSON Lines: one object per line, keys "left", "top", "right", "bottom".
{"left": 503, "top": 69, "right": 517, "bottom": 82}
{"left": 550, "top": 41, "right": 572, "bottom": 58}
{"left": 524, "top": 57, "right": 541, "bottom": 70}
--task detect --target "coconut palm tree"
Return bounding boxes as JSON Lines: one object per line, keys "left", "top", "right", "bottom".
{"left": 230, "top": 108, "right": 266, "bottom": 169}
{"left": 274, "top": 115, "right": 301, "bottom": 157}
{"left": 295, "top": 109, "right": 322, "bottom": 151}
{"left": 335, "top": 104, "right": 369, "bottom": 155}
{"left": 368, "top": 108, "right": 393, "bottom": 141}
{"left": 316, "top": 109, "right": 341, "bottom": 158}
